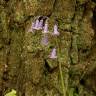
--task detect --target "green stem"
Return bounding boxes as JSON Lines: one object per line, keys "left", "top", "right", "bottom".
{"left": 59, "top": 62, "right": 66, "bottom": 96}
{"left": 56, "top": 36, "right": 66, "bottom": 96}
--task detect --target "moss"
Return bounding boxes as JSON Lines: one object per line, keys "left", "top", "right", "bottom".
{"left": 71, "top": 35, "right": 78, "bottom": 64}
{"left": 36, "top": 0, "right": 55, "bottom": 16}
{"left": 77, "top": 0, "right": 88, "bottom": 5}
{"left": 0, "top": 0, "right": 96, "bottom": 95}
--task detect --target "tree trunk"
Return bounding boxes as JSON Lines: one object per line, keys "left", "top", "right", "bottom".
{"left": 0, "top": 0, "right": 96, "bottom": 96}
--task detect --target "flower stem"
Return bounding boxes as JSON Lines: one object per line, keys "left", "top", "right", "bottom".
{"left": 59, "top": 62, "right": 66, "bottom": 96}
{"left": 56, "top": 37, "right": 66, "bottom": 96}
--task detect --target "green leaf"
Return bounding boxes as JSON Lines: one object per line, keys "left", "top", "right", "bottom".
{"left": 5, "top": 89, "right": 16, "bottom": 96}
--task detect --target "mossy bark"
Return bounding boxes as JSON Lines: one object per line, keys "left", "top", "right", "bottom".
{"left": 0, "top": 0, "right": 96, "bottom": 96}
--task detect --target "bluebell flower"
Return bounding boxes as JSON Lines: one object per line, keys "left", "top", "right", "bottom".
{"left": 42, "top": 21, "right": 49, "bottom": 33}
{"left": 38, "top": 19, "right": 43, "bottom": 30}
{"left": 49, "top": 48, "right": 57, "bottom": 59}
{"left": 34, "top": 19, "right": 39, "bottom": 30}
{"left": 52, "top": 24, "right": 60, "bottom": 36}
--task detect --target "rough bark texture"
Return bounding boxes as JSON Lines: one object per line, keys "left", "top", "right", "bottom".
{"left": 0, "top": 0, "right": 96, "bottom": 96}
